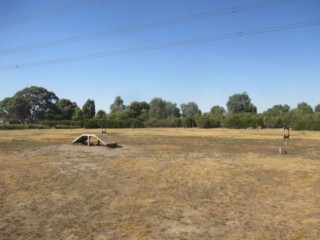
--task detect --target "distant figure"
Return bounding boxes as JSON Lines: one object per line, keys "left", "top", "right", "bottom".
{"left": 279, "top": 146, "right": 287, "bottom": 154}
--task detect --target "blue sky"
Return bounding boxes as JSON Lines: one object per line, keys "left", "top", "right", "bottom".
{"left": 0, "top": 0, "right": 319, "bottom": 113}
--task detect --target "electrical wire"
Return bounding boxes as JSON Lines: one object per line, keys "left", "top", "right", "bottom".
{"left": 0, "top": 19, "right": 319, "bottom": 70}
{"left": 0, "top": 0, "right": 111, "bottom": 28}
{"left": 0, "top": 0, "right": 302, "bottom": 55}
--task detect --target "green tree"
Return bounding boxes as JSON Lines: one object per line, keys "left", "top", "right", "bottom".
{"left": 3, "top": 86, "right": 59, "bottom": 123}
{"left": 315, "top": 104, "right": 320, "bottom": 112}
{"left": 0, "top": 98, "right": 14, "bottom": 120}
{"left": 0, "top": 106, "right": 9, "bottom": 120}
{"left": 264, "top": 104, "right": 290, "bottom": 115}
{"left": 149, "top": 98, "right": 167, "bottom": 119}
{"left": 95, "top": 110, "right": 107, "bottom": 119}
{"left": 180, "top": 102, "right": 201, "bottom": 117}
{"left": 226, "top": 92, "right": 257, "bottom": 113}
{"left": 56, "top": 98, "right": 78, "bottom": 120}
{"left": 196, "top": 113, "right": 212, "bottom": 128}
{"left": 18, "top": 86, "right": 59, "bottom": 121}
{"left": 82, "top": 99, "right": 96, "bottom": 119}
{"left": 165, "top": 101, "right": 180, "bottom": 118}
{"left": 223, "top": 113, "right": 262, "bottom": 129}
{"left": 262, "top": 104, "right": 290, "bottom": 128}
{"left": 181, "top": 116, "right": 196, "bottom": 128}
{"left": 109, "top": 97, "right": 139, "bottom": 120}
{"left": 0, "top": 98, "right": 12, "bottom": 115}
{"left": 110, "top": 96, "right": 126, "bottom": 113}
{"left": 209, "top": 105, "right": 226, "bottom": 127}
{"left": 108, "top": 108, "right": 135, "bottom": 120}
{"left": 287, "top": 102, "right": 313, "bottom": 130}
{"left": 296, "top": 102, "right": 313, "bottom": 114}
{"left": 149, "top": 98, "right": 180, "bottom": 119}
{"left": 210, "top": 105, "right": 226, "bottom": 115}
{"left": 0, "top": 96, "right": 30, "bottom": 123}
{"left": 72, "top": 107, "right": 83, "bottom": 120}
{"left": 130, "top": 101, "right": 149, "bottom": 119}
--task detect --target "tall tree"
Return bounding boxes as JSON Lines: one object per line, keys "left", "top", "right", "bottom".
{"left": 264, "top": 104, "right": 290, "bottom": 115}
{"left": 0, "top": 96, "right": 30, "bottom": 123}
{"left": 2, "top": 86, "right": 59, "bottom": 122}
{"left": 95, "top": 110, "right": 107, "bottom": 119}
{"left": 0, "top": 98, "right": 13, "bottom": 120}
{"left": 180, "top": 102, "right": 201, "bottom": 117}
{"left": 209, "top": 105, "right": 226, "bottom": 128}
{"left": 149, "top": 98, "right": 167, "bottom": 119}
{"left": 110, "top": 96, "right": 126, "bottom": 113}
{"left": 0, "top": 106, "right": 8, "bottom": 120}
{"left": 210, "top": 105, "right": 226, "bottom": 115}
{"left": 17, "top": 86, "right": 59, "bottom": 121}
{"left": 296, "top": 102, "right": 313, "bottom": 114}
{"left": 226, "top": 92, "right": 257, "bottom": 113}
{"left": 56, "top": 98, "right": 78, "bottom": 120}
{"left": 72, "top": 107, "right": 83, "bottom": 120}
{"left": 315, "top": 104, "right": 320, "bottom": 112}
{"left": 82, "top": 99, "right": 96, "bottom": 119}
{"left": 130, "top": 101, "right": 149, "bottom": 117}
{"left": 262, "top": 104, "right": 290, "bottom": 128}
{"left": 165, "top": 101, "right": 180, "bottom": 118}
{"left": 149, "top": 98, "right": 180, "bottom": 119}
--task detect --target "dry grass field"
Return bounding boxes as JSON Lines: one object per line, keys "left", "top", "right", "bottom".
{"left": 0, "top": 128, "right": 319, "bottom": 239}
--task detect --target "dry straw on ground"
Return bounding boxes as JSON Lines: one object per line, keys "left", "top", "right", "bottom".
{"left": 0, "top": 128, "right": 319, "bottom": 239}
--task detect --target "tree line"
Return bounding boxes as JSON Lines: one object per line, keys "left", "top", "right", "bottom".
{"left": 1, "top": 86, "right": 320, "bottom": 130}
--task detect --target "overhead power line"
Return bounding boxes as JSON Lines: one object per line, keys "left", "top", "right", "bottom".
{"left": 1, "top": 19, "right": 319, "bottom": 70}
{"left": 0, "top": 0, "right": 302, "bottom": 55}
{"left": 0, "top": 0, "right": 111, "bottom": 28}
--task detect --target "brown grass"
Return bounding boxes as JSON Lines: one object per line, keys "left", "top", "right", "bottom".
{"left": 0, "top": 128, "right": 319, "bottom": 239}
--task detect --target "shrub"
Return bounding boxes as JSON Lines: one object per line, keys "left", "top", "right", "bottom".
{"left": 222, "top": 113, "right": 262, "bottom": 129}
{"left": 145, "top": 117, "right": 181, "bottom": 128}
{"left": 83, "top": 118, "right": 145, "bottom": 129}
{"left": 0, "top": 124, "right": 48, "bottom": 130}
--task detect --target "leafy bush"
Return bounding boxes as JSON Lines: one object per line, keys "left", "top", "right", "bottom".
{"left": 39, "top": 120, "right": 82, "bottom": 128}
{"left": 0, "top": 124, "right": 48, "bottom": 130}
{"left": 145, "top": 117, "right": 181, "bottom": 128}
{"left": 222, "top": 113, "right": 262, "bottom": 129}
{"left": 196, "top": 113, "right": 224, "bottom": 128}
{"left": 83, "top": 118, "right": 145, "bottom": 129}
